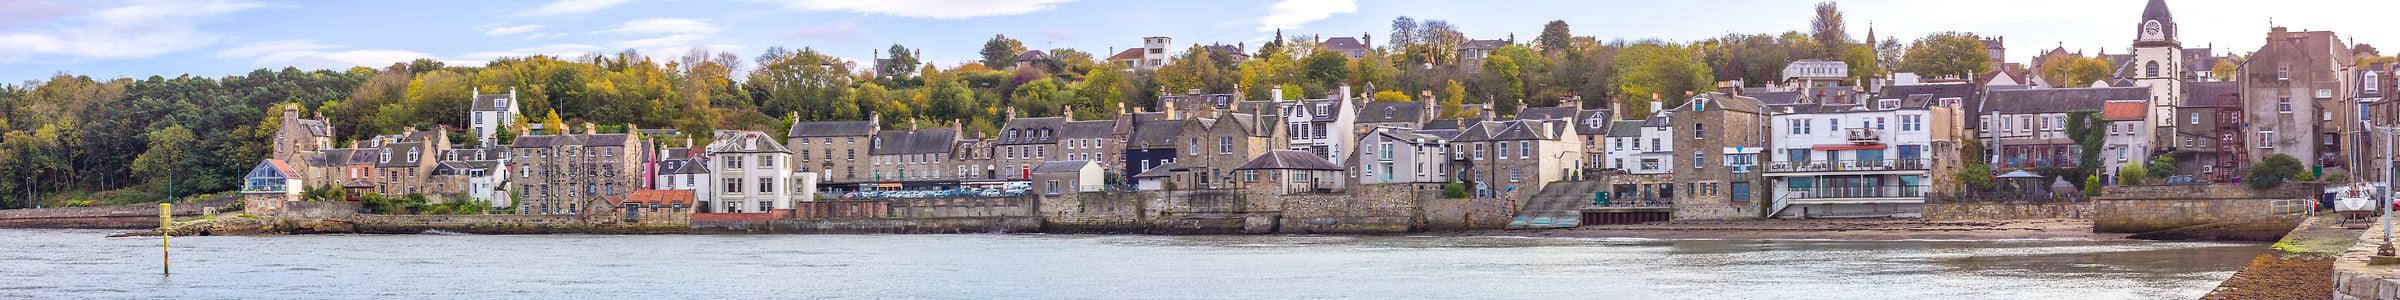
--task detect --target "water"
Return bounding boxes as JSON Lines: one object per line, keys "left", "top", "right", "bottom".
{"left": 0, "top": 230, "right": 2262, "bottom": 299}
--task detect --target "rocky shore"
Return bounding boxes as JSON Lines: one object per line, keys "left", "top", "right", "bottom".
{"left": 2203, "top": 215, "right": 2351, "bottom": 299}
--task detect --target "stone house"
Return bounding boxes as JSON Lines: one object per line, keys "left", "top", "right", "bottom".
{"left": 506, "top": 124, "right": 644, "bottom": 214}
{"left": 787, "top": 112, "right": 878, "bottom": 191}
{"left": 868, "top": 125, "right": 957, "bottom": 189}
{"left": 1448, "top": 118, "right": 1578, "bottom": 201}
{"left": 1121, "top": 112, "right": 1182, "bottom": 183}
{"left": 372, "top": 140, "right": 440, "bottom": 200}
{"left": 1982, "top": 87, "right": 2146, "bottom": 170}
{"left": 271, "top": 103, "right": 334, "bottom": 164}
{"left": 430, "top": 148, "right": 509, "bottom": 207}
{"left": 1172, "top": 108, "right": 1280, "bottom": 190}
{"left": 1354, "top": 127, "right": 1449, "bottom": 184}
{"left": 1235, "top": 149, "right": 1347, "bottom": 195}
{"left": 995, "top": 111, "right": 1064, "bottom": 180}
{"left": 950, "top": 133, "right": 997, "bottom": 181}
{"left": 1059, "top": 114, "right": 1123, "bottom": 177}
{"left": 1268, "top": 86, "right": 1358, "bottom": 163}
{"left": 705, "top": 131, "right": 796, "bottom": 213}
{"left": 2240, "top": 27, "right": 2353, "bottom": 176}
{"left": 1353, "top": 101, "right": 1431, "bottom": 134}
{"left": 652, "top": 157, "right": 712, "bottom": 211}
{"left": 2174, "top": 81, "right": 2248, "bottom": 181}
{"left": 239, "top": 159, "right": 303, "bottom": 214}
{"left": 1667, "top": 93, "right": 1767, "bottom": 220}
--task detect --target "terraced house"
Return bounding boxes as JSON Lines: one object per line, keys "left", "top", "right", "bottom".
{"left": 367, "top": 126, "right": 451, "bottom": 201}
{"left": 868, "top": 124, "right": 957, "bottom": 190}
{"left": 507, "top": 124, "right": 644, "bottom": 214}
{"left": 995, "top": 109, "right": 1063, "bottom": 180}
{"left": 788, "top": 112, "right": 878, "bottom": 191}
{"left": 705, "top": 131, "right": 797, "bottom": 213}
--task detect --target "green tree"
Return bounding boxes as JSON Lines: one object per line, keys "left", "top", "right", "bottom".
{"left": 2060, "top": 110, "right": 2105, "bottom": 191}
{"left": 1613, "top": 41, "right": 1713, "bottom": 120}
{"left": 1899, "top": 32, "right": 1994, "bottom": 80}
{"left": 883, "top": 44, "right": 920, "bottom": 83}
{"left": 2250, "top": 154, "right": 2305, "bottom": 189}
{"left": 131, "top": 125, "right": 195, "bottom": 200}
{"left": 2147, "top": 155, "right": 2176, "bottom": 179}
{"left": 1300, "top": 49, "right": 1350, "bottom": 92}
{"left": 1537, "top": 20, "right": 1572, "bottom": 53}
{"left": 1955, "top": 139, "right": 1995, "bottom": 191}
{"left": 979, "top": 34, "right": 1026, "bottom": 70}
{"left": 2118, "top": 164, "right": 2147, "bottom": 185}
{"left": 2084, "top": 175, "right": 2102, "bottom": 196}
{"left": 1442, "top": 80, "right": 1467, "bottom": 119}
{"left": 1481, "top": 55, "right": 1524, "bottom": 115}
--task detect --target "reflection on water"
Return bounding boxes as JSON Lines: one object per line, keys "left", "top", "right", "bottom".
{"left": 0, "top": 230, "right": 2261, "bottom": 299}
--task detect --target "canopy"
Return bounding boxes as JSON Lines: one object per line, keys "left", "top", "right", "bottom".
{"left": 1997, "top": 170, "right": 2043, "bottom": 179}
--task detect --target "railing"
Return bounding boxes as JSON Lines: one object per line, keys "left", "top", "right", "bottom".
{"left": 1923, "top": 191, "right": 2090, "bottom": 204}
{"left": 1594, "top": 198, "right": 1675, "bottom": 207}
{"left": 1765, "top": 159, "right": 1932, "bottom": 173}
{"left": 1782, "top": 185, "right": 1928, "bottom": 200}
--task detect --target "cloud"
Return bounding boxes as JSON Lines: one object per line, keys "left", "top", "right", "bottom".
{"left": 0, "top": 0, "right": 84, "bottom": 27}
{"left": 0, "top": 0, "right": 262, "bottom": 62}
{"left": 518, "top": 0, "right": 634, "bottom": 17}
{"left": 211, "top": 40, "right": 433, "bottom": 69}
{"left": 613, "top": 34, "right": 710, "bottom": 50}
{"left": 1041, "top": 26, "right": 1074, "bottom": 41}
{"left": 479, "top": 23, "right": 547, "bottom": 36}
{"left": 786, "top": 22, "right": 864, "bottom": 41}
{"left": 756, "top": 0, "right": 1073, "bottom": 19}
{"left": 597, "top": 18, "right": 720, "bottom": 35}
{"left": 1256, "top": 0, "right": 1355, "bottom": 32}
{"left": 527, "top": 33, "right": 570, "bottom": 39}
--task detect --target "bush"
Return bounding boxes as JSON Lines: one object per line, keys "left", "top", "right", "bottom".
{"left": 1442, "top": 183, "right": 1469, "bottom": 198}
{"left": 2083, "top": 175, "right": 2101, "bottom": 197}
{"left": 2249, "top": 154, "right": 2307, "bottom": 190}
{"left": 2118, "top": 164, "right": 2147, "bottom": 185}
{"left": 2326, "top": 173, "right": 2350, "bottom": 183}
{"left": 2147, "top": 155, "right": 2177, "bottom": 178}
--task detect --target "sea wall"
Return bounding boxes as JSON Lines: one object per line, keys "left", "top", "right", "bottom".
{"left": 1923, "top": 202, "right": 2094, "bottom": 220}
{"left": 0, "top": 197, "right": 238, "bottom": 229}
{"left": 1419, "top": 198, "right": 1512, "bottom": 231}
{"left": 352, "top": 214, "right": 688, "bottom": 234}
{"left": 2094, "top": 183, "right": 2316, "bottom": 234}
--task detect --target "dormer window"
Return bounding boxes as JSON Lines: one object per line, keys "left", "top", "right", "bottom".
{"left": 380, "top": 148, "right": 391, "bottom": 162}
{"left": 2370, "top": 72, "right": 2383, "bottom": 94}
{"left": 407, "top": 148, "right": 419, "bottom": 163}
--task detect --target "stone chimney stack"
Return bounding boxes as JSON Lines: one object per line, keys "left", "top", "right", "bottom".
{"left": 1004, "top": 107, "right": 1017, "bottom": 120}
{"left": 1649, "top": 93, "right": 1663, "bottom": 115}
{"left": 909, "top": 119, "right": 919, "bottom": 130}
{"left": 1063, "top": 105, "right": 1075, "bottom": 120}
{"left": 869, "top": 111, "right": 882, "bottom": 128}
{"left": 582, "top": 123, "right": 597, "bottom": 135}
{"left": 1163, "top": 98, "right": 1178, "bottom": 120}
{"left": 1271, "top": 87, "right": 1283, "bottom": 102}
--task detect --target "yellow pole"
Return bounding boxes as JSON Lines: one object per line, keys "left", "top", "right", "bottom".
{"left": 159, "top": 203, "right": 170, "bottom": 276}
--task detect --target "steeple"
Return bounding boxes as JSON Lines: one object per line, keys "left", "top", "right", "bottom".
{"left": 2134, "top": 0, "right": 2178, "bottom": 46}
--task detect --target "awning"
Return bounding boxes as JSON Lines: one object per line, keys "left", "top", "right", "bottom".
{"left": 1811, "top": 144, "right": 1888, "bottom": 151}
{"left": 876, "top": 183, "right": 904, "bottom": 188}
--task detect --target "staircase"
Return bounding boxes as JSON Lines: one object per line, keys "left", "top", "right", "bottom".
{"left": 1508, "top": 181, "right": 1605, "bottom": 229}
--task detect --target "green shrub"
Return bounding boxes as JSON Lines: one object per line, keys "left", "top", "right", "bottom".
{"left": 1442, "top": 183, "right": 1469, "bottom": 199}
{"left": 2249, "top": 154, "right": 2306, "bottom": 190}
{"left": 2118, "top": 164, "right": 2147, "bottom": 185}
{"left": 2083, "top": 175, "right": 2101, "bottom": 197}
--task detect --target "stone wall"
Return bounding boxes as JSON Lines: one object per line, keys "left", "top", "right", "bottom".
{"left": 2094, "top": 198, "right": 2295, "bottom": 233}
{"left": 2098, "top": 183, "right": 2318, "bottom": 201}
{"left": 278, "top": 201, "right": 362, "bottom": 219}
{"left": 1420, "top": 198, "right": 1511, "bottom": 231}
{"left": 1923, "top": 202, "right": 2094, "bottom": 220}
{"left": 882, "top": 197, "right": 1037, "bottom": 218}
{"left": 691, "top": 217, "right": 1040, "bottom": 234}
{"left": 352, "top": 214, "right": 686, "bottom": 234}
{"left": 1274, "top": 184, "right": 1426, "bottom": 233}
{"left": 0, "top": 196, "right": 238, "bottom": 229}
{"left": 1039, "top": 192, "right": 1148, "bottom": 233}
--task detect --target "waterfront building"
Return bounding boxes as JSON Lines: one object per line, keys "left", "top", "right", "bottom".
{"left": 1666, "top": 93, "right": 1767, "bottom": 220}
{"left": 2172, "top": 82, "right": 2247, "bottom": 181}
{"left": 1171, "top": 105, "right": 1280, "bottom": 189}
{"left": 2239, "top": 27, "right": 2353, "bottom": 174}
{"left": 1981, "top": 87, "right": 2146, "bottom": 170}
{"left": 1122, "top": 111, "right": 1183, "bottom": 183}
{"left": 1029, "top": 160, "right": 1104, "bottom": 195}
{"left": 1764, "top": 90, "right": 1959, "bottom": 219}
{"left": 1353, "top": 127, "right": 1450, "bottom": 184}
{"left": 1269, "top": 86, "right": 1359, "bottom": 163}
{"left": 788, "top": 112, "right": 878, "bottom": 191}
{"left": 1059, "top": 111, "right": 1124, "bottom": 178}
{"left": 2360, "top": 64, "right": 2398, "bottom": 183}
{"left": 868, "top": 124, "right": 958, "bottom": 190}
{"left": 1352, "top": 101, "right": 1431, "bottom": 135}
{"left": 239, "top": 159, "right": 304, "bottom": 214}
{"left": 2101, "top": 100, "right": 2151, "bottom": 183}
{"left": 652, "top": 156, "right": 712, "bottom": 211}
{"left": 468, "top": 88, "right": 520, "bottom": 148}
{"left": 507, "top": 124, "right": 644, "bottom": 214}
{"left": 2125, "top": 0, "right": 2188, "bottom": 155}
{"left": 1605, "top": 113, "right": 1678, "bottom": 203}
{"left": 1448, "top": 118, "right": 1578, "bottom": 201}
{"left": 431, "top": 148, "right": 510, "bottom": 207}
{"left": 271, "top": 103, "right": 335, "bottom": 164}
{"left": 704, "top": 131, "right": 797, "bottom": 213}
{"left": 1235, "top": 150, "right": 1346, "bottom": 195}
{"left": 950, "top": 132, "right": 997, "bottom": 180}
{"left": 370, "top": 126, "right": 451, "bottom": 201}
{"left": 995, "top": 109, "right": 1063, "bottom": 180}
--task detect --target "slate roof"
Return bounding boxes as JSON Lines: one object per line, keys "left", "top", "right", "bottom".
{"left": 308, "top": 149, "right": 353, "bottom": 167}
{"left": 666, "top": 158, "right": 710, "bottom": 174}
{"left": 2185, "top": 48, "right": 2217, "bottom": 72}
{"left": 868, "top": 129, "right": 955, "bottom": 155}
{"left": 619, "top": 190, "right": 694, "bottom": 207}
{"left": 1109, "top": 48, "right": 1144, "bottom": 60}
{"left": 1986, "top": 87, "right": 2147, "bottom": 114}
{"left": 1226, "top": 113, "right": 1274, "bottom": 137}
{"left": 1515, "top": 106, "right": 1578, "bottom": 121}
{"left": 471, "top": 94, "right": 512, "bottom": 111}
{"left": 346, "top": 148, "right": 380, "bottom": 165}
{"left": 1356, "top": 102, "right": 1426, "bottom": 124}
{"left": 1877, "top": 83, "right": 1978, "bottom": 102}
{"left": 998, "top": 117, "right": 1066, "bottom": 145}
{"left": 2184, "top": 81, "right": 2240, "bottom": 108}
{"left": 1415, "top": 129, "right": 1464, "bottom": 141}
{"left": 1460, "top": 39, "right": 1510, "bottom": 50}
{"left": 509, "top": 134, "right": 633, "bottom": 149}
{"left": 376, "top": 143, "right": 425, "bottom": 167}
{"left": 1060, "top": 120, "right": 1116, "bottom": 139}
{"left": 1234, "top": 150, "right": 1344, "bottom": 171}
{"left": 1572, "top": 109, "right": 1612, "bottom": 136}
{"left": 1031, "top": 160, "right": 1095, "bottom": 174}
{"left": 1127, "top": 121, "right": 1184, "bottom": 149}
{"left": 2139, "top": 0, "right": 2177, "bottom": 40}
{"left": 1322, "top": 37, "right": 1368, "bottom": 52}
{"left": 1014, "top": 50, "right": 1049, "bottom": 62}
{"left": 788, "top": 120, "right": 875, "bottom": 138}
{"left": 1366, "top": 127, "right": 1444, "bottom": 144}
{"left": 1131, "top": 162, "right": 1177, "bottom": 178}
{"left": 293, "top": 119, "right": 333, "bottom": 137}
{"left": 2101, "top": 101, "right": 2148, "bottom": 121}
{"left": 707, "top": 131, "right": 792, "bottom": 154}
{"left": 1749, "top": 91, "right": 1804, "bottom": 105}
{"left": 1605, "top": 120, "right": 1645, "bottom": 137}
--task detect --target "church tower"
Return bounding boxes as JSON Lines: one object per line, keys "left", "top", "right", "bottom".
{"left": 2129, "top": 0, "right": 2183, "bottom": 151}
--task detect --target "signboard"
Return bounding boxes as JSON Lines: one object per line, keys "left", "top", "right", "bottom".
{"left": 159, "top": 203, "right": 171, "bottom": 229}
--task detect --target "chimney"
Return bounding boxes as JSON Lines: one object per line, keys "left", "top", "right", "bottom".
{"left": 909, "top": 119, "right": 919, "bottom": 130}
{"left": 1063, "top": 105, "right": 1075, "bottom": 120}
{"left": 1271, "top": 87, "right": 1283, "bottom": 102}
{"left": 1004, "top": 107, "right": 1016, "bottom": 120}
{"left": 1363, "top": 32, "right": 1372, "bottom": 48}
{"left": 1478, "top": 105, "right": 1493, "bottom": 120}
{"left": 869, "top": 111, "right": 882, "bottom": 128}
{"left": 1649, "top": 93, "right": 1662, "bottom": 115}
{"left": 1187, "top": 88, "right": 1202, "bottom": 95}
{"left": 1163, "top": 99, "right": 1178, "bottom": 120}
{"left": 283, "top": 103, "right": 300, "bottom": 121}
{"left": 1339, "top": 84, "right": 1352, "bottom": 102}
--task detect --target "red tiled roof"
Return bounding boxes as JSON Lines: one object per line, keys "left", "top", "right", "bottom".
{"left": 619, "top": 190, "right": 694, "bottom": 206}
{"left": 265, "top": 159, "right": 302, "bottom": 178}
{"left": 2101, "top": 101, "right": 2147, "bottom": 121}
{"left": 1109, "top": 48, "right": 1143, "bottom": 60}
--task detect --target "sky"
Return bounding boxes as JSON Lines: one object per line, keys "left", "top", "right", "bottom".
{"left": 3, "top": 0, "right": 2397, "bottom": 84}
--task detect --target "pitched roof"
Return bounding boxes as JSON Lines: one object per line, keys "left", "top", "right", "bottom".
{"left": 375, "top": 143, "right": 425, "bottom": 167}
{"left": 1606, "top": 120, "right": 1646, "bottom": 137}
{"left": 998, "top": 117, "right": 1066, "bottom": 145}
{"left": 1060, "top": 120, "right": 1116, "bottom": 139}
{"left": 293, "top": 119, "right": 333, "bottom": 137}
{"left": 257, "top": 159, "right": 301, "bottom": 179}
{"left": 2184, "top": 48, "right": 2217, "bottom": 72}
{"left": 2183, "top": 81, "right": 2240, "bottom": 108}
{"left": 707, "top": 131, "right": 792, "bottom": 154}
{"left": 471, "top": 94, "right": 513, "bottom": 111}
{"left": 346, "top": 148, "right": 380, "bottom": 165}
{"left": 1131, "top": 162, "right": 1177, "bottom": 178}
{"left": 788, "top": 120, "right": 875, "bottom": 138}
{"left": 1014, "top": 50, "right": 1049, "bottom": 62}
{"left": 1749, "top": 91, "right": 1804, "bottom": 105}
{"left": 1878, "top": 83, "right": 1978, "bottom": 102}
{"left": 619, "top": 190, "right": 694, "bottom": 207}
{"left": 1356, "top": 102, "right": 1425, "bottom": 124}
{"left": 1031, "top": 160, "right": 1095, "bottom": 174}
{"left": 308, "top": 149, "right": 353, "bottom": 167}
{"left": 1127, "top": 120, "right": 1184, "bottom": 149}
{"left": 868, "top": 129, "right": 955, "bottom": 155}
{"left": 1572, "top": 110, "right": 1612, "bottom": 136}
{"left": 1460, "top": 39, "right": 1510, "bottom": 50}
{"left": 1322, "top": 37, "right": 1368, "bottom": 51}
{"left": 1226, "top": 113, "right": 1274, "bottom": 137}
{"left": 2101, "top": 101, "right": 2147, "bottom": 121}
{"left": 1365, "top": 127, "right": 1443, "bottom": 144}
{"left": 666, "top": 158, "right": 710, "bottom": 174}
{"left": 1986, "top": 87, "right": 2148, "bottom": 114}
{"left": 1109, "top": 48, "right": 1144, "bottom": 60}
{"left": 1234, "top": 150, "right": 1344, "bottom": 171}
{"left": 1515, "top": 106, "right": 1578, "bottom": 121}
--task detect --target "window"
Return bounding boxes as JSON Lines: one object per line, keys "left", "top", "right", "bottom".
{"left": 725, "top": 156, "right": 743, "bottom": 169}
{"left": 1508, "top": 169, "right": 1520, "bottom": 182}
{"left": 2280, "top": 97, "right": 2293, "bottom": 113}
{"left": 1519, "top": 141, "right": 1531, "bottom": 159}
{"left": 1789, "top": 119, "right": 1803, "bottom": 134}
{"left": 725, "top": 178, "right": 743, "bottom": 192}
{"left": 1692, "top": 152, "right": 1704, "bottom": 169}
{"left": 1613, "top": 138, "right": 1624, "bottom": 151}
{"left": 1217, "top": 137, "right": 1233, "bottom": 154}
{"left": 1244, "top": 170, "right": 1258, "bottom": 182}
{"left": 2259, "top": 131, "right": 2276, "bottom": 149}
{"left": 1695, "top": 123, "right": 1706, "bottom": 139}
{"left": 1876, "top": 117, "right": 1887, "bottom": 130}
{"left": 1473, "top": 144, "right": 1486, "bottom": 160}
{"left": 1639, "top": 158, "right": 1660, "bottom": 171}
{"left": 1497, "top": 142, "right": 1510, "bottom": 160}
{"left": 1828, "top": 118, "right": 1840, "bottom": 131}
{"left": 758, "top": 155, "right": 773, "bottom": 168}
{"left": 1730, "top": 182, "right": 1750, "bottom": 201}
{"left": 2190, "top": 113, "right": 2200, "bottom": 125}
{"left": 2145, "top": 61, "right": 2160, "bottom": 77}
{"left": 2324, "top": 111, "right": 2334, "bottom": 121}
{"left": 1649, "top": 138, "right": 1661, "bottom": 150}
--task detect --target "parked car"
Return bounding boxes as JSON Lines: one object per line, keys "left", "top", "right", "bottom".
{"left": 2161, "top": 175, "right": 2210, "bottom": 186}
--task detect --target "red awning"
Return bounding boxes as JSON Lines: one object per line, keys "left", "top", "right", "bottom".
{"left": 1811, "top": 144, "right": 1889, "bottom": 151}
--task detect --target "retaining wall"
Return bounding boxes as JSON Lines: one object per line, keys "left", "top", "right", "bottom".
{"left": 1922, "top": 202, "right": 2095, "bottom": 220}
{"left": 0, "top": 197, "right": 239, "bottom": 229}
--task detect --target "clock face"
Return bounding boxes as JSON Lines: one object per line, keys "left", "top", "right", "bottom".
{"left": 2142, "top": 21, "right": 2163, "bottom": 38}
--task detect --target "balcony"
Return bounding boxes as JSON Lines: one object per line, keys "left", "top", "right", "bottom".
{"left": 1765, "top": 159, "right": 1932, "bottom": 173}
{"left": 1845, "top": 128, "right": 1881, "bottom": 143}
{"left": 1783, "top": 185, "right": 1927, "bottom": 201}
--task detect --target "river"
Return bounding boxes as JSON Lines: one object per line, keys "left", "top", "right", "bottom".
{"left": 0, "top": 230, "right": 2262, "bottom": 299}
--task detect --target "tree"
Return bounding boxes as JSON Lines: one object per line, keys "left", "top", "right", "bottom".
{"left": 2146, "top": 155, "right": 2176, "bottom": 179}
{"left": 131, "top": 125, "right": 195, "bottom": 199}
{"left": 1840, "top": 44, "right": 1883, "bottom": 83}
{"left": 1300, "top": 49, "right": 1350, "bottom": 92}
{"left": 2210, "top": 56, "right": 2241, "bottom": 81}
{"left": 2038, "top": 54, "right": 2112, "bottom": 88}
{"left": 1899, "top": 32, "right": 1993, "bottom": 80}
{"left": 1481, "top": 55, "right": 1524, "bottom": 115}
{"left": 1442, "top": 80, "right": 1467, "bottom": 119}
{"left": 2060, "top": 110, "right": 2105, "bottom": 191}
{"left": 2118, "top": 164, "right": 2147, "bottom": 185}
{"left": 543, "top": 109, "right": 564, "bottom": 135}
{"left": 1372, "top": 90, "right": 1413, "bottom": 102}
{"left": 2249, "top": 154, "right": 2305, "bottom": 189}
{"left": 1955, "top": 139, "right": 1995, "bottom": 191}
{"left": 1537, "top": 20, "right": 1572, "bottom": 53}
{"left": 979, "top": 34, "right": 1026, "bottom": 70}
{"left": 883, "top": 44, "right": 920, "bottom": 82}
{"left": 2084, "top": 175, "right": 2102, "bottom": 196}
{"left": 1810, "top": 1, "right": 1850, "bottom": 59}
{"left": 1613, "top": 41, "right": 1713, "bottom": 120}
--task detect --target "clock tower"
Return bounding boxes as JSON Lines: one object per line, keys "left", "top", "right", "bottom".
{"left": 2130, "top": 0, "right": 2182, "bottom": 154}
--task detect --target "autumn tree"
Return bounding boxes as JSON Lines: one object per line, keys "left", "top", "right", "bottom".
{"left": 1481, "top": 55, "right": 1524, "bottom": 115}
{"left": 1811, "top": 2, "right": 1850, "bottom": 59}
{"left": 1899, "top": 32, "right": 1993, "bottom": 80}
{"left": 1613, "top": 41, "right": 1713, "bottom": 119}
{"left": 2038, "top": 54, "right": 2113, "bottom": 88}
{"left": 1441, "top": 80, "right": 1466, "bottom": 119}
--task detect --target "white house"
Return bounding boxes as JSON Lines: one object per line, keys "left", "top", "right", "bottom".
{"left": 705, "top": 131, "right": 796, "bottom": 213}
{"left": 1354, "top": 127, "right": 1451, "bottom": 184}
{"left": 654, "top": 157, "right": 714, "bottom": 211}
{"left": 1761, "top": 92, "right": 1959, "bottom": 218}
{"left": 1277, "top": 86, "right": 1359, "bottom": 163}
{"left": 468, "top": 88, "right": 520, "bottom": 148}
{"left": 1031, "top": 160, "right": 1105, "bottom": 194}
{"left": 1606, "top": 116, "right": 1677, "bottom": 175}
